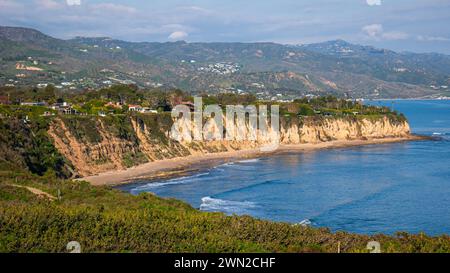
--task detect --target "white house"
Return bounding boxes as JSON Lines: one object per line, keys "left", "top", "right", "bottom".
{"left": 128, "top": 104, "right": 143, "bottom": 112}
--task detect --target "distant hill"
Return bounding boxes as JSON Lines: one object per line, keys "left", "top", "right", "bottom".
{"left": 1, "top": 26, "right": 449, "bottom": 99}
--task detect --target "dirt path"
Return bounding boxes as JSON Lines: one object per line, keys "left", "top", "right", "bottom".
{"left": 12, "top": 184, "right": 57, "bottom": 201}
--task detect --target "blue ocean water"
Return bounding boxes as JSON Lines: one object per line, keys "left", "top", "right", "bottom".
{"left": 121, "top": 100, "right": 450, "bottom": 235}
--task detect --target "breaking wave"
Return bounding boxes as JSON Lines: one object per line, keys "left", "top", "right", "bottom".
{"left": 130, "top": 172, "right": 210, "bottom": 194}
{"left": 237, "top": 159, "right": 260, "bottom": 163}
{"left": 297, "top": 219, "right": 312, "bottom": 226}
{"left": 200, "top": 196, "right": 257, "bottom": 215}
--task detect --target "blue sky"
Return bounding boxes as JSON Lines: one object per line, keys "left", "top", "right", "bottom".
{"left": 1, "top": 0, "right": 450, "bottom": 53}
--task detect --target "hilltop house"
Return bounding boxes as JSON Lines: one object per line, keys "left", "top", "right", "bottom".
{"left": 128, "top": 104, "right": 143, "bottom": 112}
{"left": 128, "top": 104, "right": 157, "bottom": 113}
{"left": 141, "top": 107, "right": 158, "bottom": 114}
{"left": 50, "top": 102, "right": 79, "bottom": 115}
{"left": 50, "top": 102, "right": 69, "bottom": 110}
{"left": 60, "top": 107, "right": 78, "bottom": 115}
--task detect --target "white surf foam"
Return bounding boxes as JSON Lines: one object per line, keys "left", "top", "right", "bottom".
{"left": 292, "top": 219, "right": 312, "bottom": 227}
{"left": 213, "top": 162, "right": 235, "bottom": 171}
{"left": 293, "top": 219, "right": 312, "bottom": 227}
{"left": 130, "top": 172, "right": 210, "bottom": 193}
{"left": 237, "top": 159, "right": 260, "bottom": 163}
{"left": 200, "top": 196, "right": 257, "bottom": 215}
{"left": 299, "top": 219, "right": 312, "bottom": 226}
{"left": 215, "top": 158, "right": 260, "bottom": 170}
{"left": 218, "top": 162, "right": 234, "bottom": 167}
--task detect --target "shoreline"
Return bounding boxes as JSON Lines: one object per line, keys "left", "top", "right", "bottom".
{"left": 81, "top": 135, "right": 426, "bottom": 187}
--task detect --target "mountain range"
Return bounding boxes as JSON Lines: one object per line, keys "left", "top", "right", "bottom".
{"left": 1, "top": 26, "right": 450, "bottom": 99}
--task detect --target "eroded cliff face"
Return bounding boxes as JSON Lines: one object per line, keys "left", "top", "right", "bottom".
{"left": 280, "top": 116, "right": 410, "bottom": 144}
{"left": 48, "top": 114, "right": 410, "bottom": 177}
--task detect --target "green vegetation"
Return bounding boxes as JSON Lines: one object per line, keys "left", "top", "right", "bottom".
{"left": 122, "top": 151, "right": 148, "bottom": 168}
{"left": 1, "top": 169, "right": 449, "bottom": 253}
{"left": 0, "top": 116, "right": 71, "bottom": 178}
{"left": 134, "top": 112, "right": 173, "bottom": 144}
{"left": 60, "top": 116, "right": 102, "bottom": 144}
{"left": 0, "top": 105, "right": 56, "bottom": 119}
{"left": 1, "top": 84, "right": 405, "bottom": 123}
{"left": 292, "top": 96, "right": 396, "bottom": 117}
{"left": 200, "top": 93, "right": 257, "bottom": 106}
{"left": 102, "top": 115, "right": 138, "bottom": 142}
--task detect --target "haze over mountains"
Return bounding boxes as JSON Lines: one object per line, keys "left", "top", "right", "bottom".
{"left": 1, "top": 26, "right": 450, "bottom": 99}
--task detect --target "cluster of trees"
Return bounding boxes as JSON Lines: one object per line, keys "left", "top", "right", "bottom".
{"left": 1, "top": 85, "right": 400, "bottom": 117}
{"left": 290, "top": 96, "right": 401, "bottom": 118}
{"left": 0, "top": 85, "right": 185, "bottom": 111}
{"left": 0, "top": 85, "right": 61, "bottom": 105}
{"left": 200, "top": 92, "right": 257, "bottom": 106}
{"left": 1, "top": 85, "right": 261, "bottom": 113}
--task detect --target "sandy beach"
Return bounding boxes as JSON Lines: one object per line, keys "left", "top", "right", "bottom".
{"left": 80, "top": 135, "right": 426, "bottom": 186}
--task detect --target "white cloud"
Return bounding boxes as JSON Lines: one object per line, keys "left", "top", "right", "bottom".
{"left": 362, "top": 24, "right": 383, "bottom": 38}
{"left": 66, "top": 0, "right": 81, "bottom": 6}
{"left": 362, "top": 24, "right": 409, "bottom": 40}
{"left": 168, "top": 31, "right": 188, "bottom": 40}
{"left": 366, "top": 0, "right": 381, "bottom": 6}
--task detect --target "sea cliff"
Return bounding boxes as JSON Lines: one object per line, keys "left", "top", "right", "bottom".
{"left": 46, "top": 114, "right": 411, "bottom": 177}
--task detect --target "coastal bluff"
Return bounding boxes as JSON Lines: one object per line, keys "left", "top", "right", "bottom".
{"left": 46, "top": 114, "right": 411, "bottom": 178}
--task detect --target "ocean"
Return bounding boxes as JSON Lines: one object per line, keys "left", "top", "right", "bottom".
{"left": 120, "top": 100, "right": 450, "bottom": 235}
